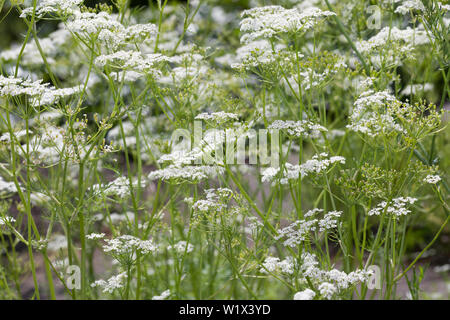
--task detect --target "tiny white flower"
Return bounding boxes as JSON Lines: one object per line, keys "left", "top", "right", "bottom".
{"left": 86, "top": 233, "right": 106, "bottom": 240}
{"left": 293, "top": 289, "right": 316, "bottom": 300}
{"left": 424, "top": 175, "right": 441, "bottom": 184}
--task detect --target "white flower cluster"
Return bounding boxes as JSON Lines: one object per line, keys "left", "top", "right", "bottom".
{"left": 230, "top": 40, "right": 292, "bottom": 70}
{"left": 168, "top": 241, "right": 194, "bottom": 254}
{"left": 300, "top": 253, "right": 372, "bottom": 298}
{"left": 156, "top": 52, "right": 208, "bottom": 84}
{"left": 239, "top": 6, "right": 335, "bottom": 43}
{"left": 191, "top": 188, "right": 233, "bottom": 213}
{"left": 91, "top": 272, "right": 128, "bottom": 294}
{"left": 0, "top": 130, "right": 29, "bottom": 144}
{"left": 20, "top": 0, "right": 82, "bottom": 18}
{"left": 95, "top": 51, "right": 170, "bottom": 75}
{"left": 318, "top": 282, "right": 337, "bottom": 299}
{"left": 86, "top": 233, "right": 106, "bottom": 240}
{"left": 157, "top": 119, "right": 255, "bottom": 171}
{"left": 152, "top": 289, "right": 171, "bottom": 300}
{"left": 284, "top": 59, "right": 346, "bottom": 93}
{"left": 92, "top": 176, "right": 144, "bottom": 199}
{"left": 395, "top": 0, "right": 425, "bottom": 15}
{"left": 159, "top": 64, "right": 209, "bottom": 84}
{"left": 439, "top": 4, "right": 450, "bottom": 11}
{"left": 275, "top": 209, "right": 342, "bottom": 247}
{"left": 0, "top": 176, "right": 18, "bottom": 195}
{"left": 157, "top": 127, "right": 233, "bottom": 168}
{"left": 267, "top": 252, "right": 372, "bottom": 299}
{"left": 23, "top": 124, "right": 87, "bottom": 166}
{"left": 368, "top": 197, "right": 418, "bottom": 217}
{"left": 102, "top": 235, "right": 157, "bottom": 256}
{"left": 53, "top": 258, "right": 70, "bottom": 272}
{"left": 246, "top": 216, "right": 264, "bottom": 234}
{"left": 1, "top": 28, "right": 72, "bottom": 67}
{"left": 148, "top": 165, "right": 224, "bottom": 183}
{"left": 356, "top": 27, "right": 430, "bottom": 53}
{"left": 0, "top": 216, "right": 16, "bottom": 226}
{"left": 260, "top": 256, "right": 295, "bottom": 275}
{"left": 116, "top": 23, "right": 158, "bottom": 43}
{"left": 30, "top": 124, "right": 64, "bottom": 155}
{"left": 68, "top": 11, "right": 157, "bottom": 48}
{"left": 195, "top": 112, "right": 239, "bottom": 123}
{"left": 0, "top": 75, "right": 79, "bottom": 107}
{"left": 347, "top": 90, "right": 405, "bottom": 137}
{"left": 352, "top": 89, "right": 399, "bottom": 112}
{"left": 423, "top": 174, "right": 441, "bottom": 184}
{"left": 192, "top": 199, "right": 225, "bottom": 212}
{"left": 293, "top": 288, "right": 316, "bottom": 300}
{"left": 261, "top": 153, "right": 345, "bottom": 184}
{"left": 269, "top": 120, "right": 327, "bottom": 139}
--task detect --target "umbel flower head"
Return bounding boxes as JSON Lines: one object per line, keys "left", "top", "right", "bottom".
{"left": 101, "top": 235, "right": 157, "bottom": 266}
{"left": 91, "top": 272, "right": 128, "bottom": 294}
{"left": 0, "top": 75, "right": 80, "bottom": 107}
{"left": 261, "top": 153, "right": 345, "bottom": 185}
{"left": 424, "top": 175, "right": 441, "bottom": 184}
{"left": 368, "top": 197, "right": 418, "bottom": 217}
{"left": 347, "top": 90, "right": 441, "bottom": 140}
{"left": 275, "top": 208, "right": 342, "bottom": 247}
{"left": 148, "top": 165, "right": 224, "bottom": 184}
{"left": 239, "top": 6, "right": 335, "bottom": 44}
{"left": 264, "top": 252, "right": 372, "bottom": 299}
{"left": 356, "top": 27, "right": 430, "bottom": 54}
{"left": 20, "top": 0, "right": 83, "bottom": 18}
{"left": 269, "top": 120, "right": 328, "bottom": 139}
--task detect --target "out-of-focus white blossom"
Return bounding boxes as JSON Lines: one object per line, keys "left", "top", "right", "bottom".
{"left": 168, "top": 241, "right": 194, "bottom": 254}
{"left": 293, "top": 289, "right": 316, "bottom": 300}
{"left": 152, "top": 289, "right": 171, "bottom": 300}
